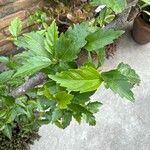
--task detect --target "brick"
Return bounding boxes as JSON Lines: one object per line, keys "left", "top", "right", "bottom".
{"left": 0, "top": 43, "right": 14, "bottom": 55}
{"left": 0, "top": 26, "right": 31, "bottom": 55}
{"left": 0, "top": 0, "right": 16, "bottom": 6}
{"left": 2, "top": 18, "right": 31, "bottom": 36}
{"left": 0, "top": 39, "right": 9, "bottom": 47}
{"left": 0, "top": 0, "right": 42, "bottom": 18}
{"left": 0, "top": 31, "right": 9, "bottom": 46}
{"left": 0, "top": 26, "right": 31, "bottom": 56}
{"left": 0, "top": 2, "right": 44, "bottom": 29}
{"left": 0, "top": 10, "right": 27, "bottom": 29}
{"left": 0, "top": 32, "right": 6, "bottom": 40}
{"left": 0, "top": 0, "right": 45, "bottom": 55}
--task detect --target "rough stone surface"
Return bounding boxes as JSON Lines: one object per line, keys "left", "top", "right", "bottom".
{"left": 30, "top": 29, "right": 150, "bottom": 150}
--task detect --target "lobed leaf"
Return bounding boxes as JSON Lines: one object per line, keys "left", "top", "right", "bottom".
{"left": 117, "top": 63, "right": 140, "bottom": 87}
{"left": 72, "top": 92, "right": 95, "bottom": 104}
{"left": 44, "top": 20, "right": 59, "bottom": 55}
{"left": 9, "top": 17, "right": 22, "bottom": 37}
{"left": 54, "top": 23, "right": 96, "bottom": 62}
{"left": 85, "top": 29, "right": 124, "bottom": 51}
{"left": 0, "top": 56, "right": 9, "bottom": 63}
{"left": 49, "top": 66, "right": 103, "bottom": 93}
{"left": 55, "top": 91, "right": 74, "bottom": 109}
{"left": 0, "top": 70, "right": 14, "bottom": 83}
{"left": 101, "top": 70, "right": 135, "bottom": 101}
{"left": 2, "top": 125, "right": 12, "bottom": 139}
{"left": 15, "top": 32, "right": 49, "bottom": 58}
{"left": 13, "top": 56, "right": 51, "bottom": 78}
{"left": 69, "top": 103, "right": 97, "bottom": 126}
{"left": 55, "top": 111, "right": 72, "bottom": 129}
{"left": 86, "top": 101, "right": 103, "bottom": 113}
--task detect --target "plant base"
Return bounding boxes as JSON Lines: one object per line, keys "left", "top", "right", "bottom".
{"left": 0, "top": 128, "right": 40, "bottom": 150}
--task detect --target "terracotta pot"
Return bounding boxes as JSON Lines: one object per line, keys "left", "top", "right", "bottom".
{"left": 132, "top": 14, "right": 150, "bottom": 44}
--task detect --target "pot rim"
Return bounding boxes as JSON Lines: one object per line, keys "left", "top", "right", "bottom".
{"left": 136, "top": 13, "right": 150, "bottom": 27}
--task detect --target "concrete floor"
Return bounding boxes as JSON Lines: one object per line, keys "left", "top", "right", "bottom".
{"left": 31, "top": 29, "right": 150, "bottom": 150}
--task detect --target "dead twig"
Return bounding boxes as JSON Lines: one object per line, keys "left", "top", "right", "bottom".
{"left": 10, "top": 72, "right": 47, "bottom": 97}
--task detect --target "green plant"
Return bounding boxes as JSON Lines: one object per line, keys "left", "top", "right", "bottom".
{"left": 91, "top": 0, "right": 127, "bottom": 14}
{"left": 138, "top": 0, "right": 150, "bottom": 23}
{"left": 93, "top": 6, "right": 115, "bottom": 27}
{"left": 0, "top": 16, "right": 140, "bottom": 148}
{"left": 28, "top": 10, "right": 49, "bottom": 29}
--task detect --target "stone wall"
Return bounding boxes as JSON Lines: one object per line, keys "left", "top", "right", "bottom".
{"left": 0, "top": 0, "right": 44, "bottom": 55}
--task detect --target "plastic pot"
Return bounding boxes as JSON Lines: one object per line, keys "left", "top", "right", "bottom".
{"left": 132, "top": 14, "right": 150, "bottom": 44}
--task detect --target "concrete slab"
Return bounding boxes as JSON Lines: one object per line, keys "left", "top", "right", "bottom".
{"left": 31, "top": 29, "right": 150, "bottom": 150}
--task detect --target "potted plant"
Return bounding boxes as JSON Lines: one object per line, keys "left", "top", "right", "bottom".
{"left": 132, "top": 0, "right": 150, "bottom": 44}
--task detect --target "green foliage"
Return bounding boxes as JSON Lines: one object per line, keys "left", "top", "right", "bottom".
{"left": 96, "top": 48, "right": 105, "bottom": 66}
{"left": 49, "top": 66, "right": 103, "bottom": 93}
{"left": 117, "top": 63, "right": 140, "bottom": 87}
{"left": 2, "top": 125, "right": 12, "bottom": 140}
{"left": 139, "top": 0, "right": 150, "bottom": 22}
{"left": 28, "top": 10, "right": 48, "bottom": 29}
{"left": 0, "top": 70, "right": 14, "bottom": 83}
{"left": 0, "top": 16, "right": 140, "bottom": 142}
{"left": 94, "top": 7, "right": 115, "bottom": 27}
{"left": 91, "top": 0, "right": 127, "bottom": 14}
{"left": 0, "top": 96, "right": 40, "bottom": 139}
{"left": 9, "top": 18, "right": 22, "bottom": 37}
{"left": 15, "top": 32, "right": 49, "bottom": 58}
{"left": 44, "top": 20, "right": 59, "bottom": 55}
{"left": 141, "top": 0, "right": 150, "bottom": 5}
{"left": 102, "top": 70, "right": 135, "bottom": 101}
{"left": 0, "top": 57, "right": 9, "bottom": 63}
{"left": 101, "top": 63, "right": 140, "bottom": 101}
{"left": 13, "top": 56, "right": 51, "bottom": 78}
{"left": 85, "top": 29, "right": 124, "bottom": 51}
{"left": 55, "top": 91, "right": 74, "bottom": 109}
{"left": 54, "top": 23, "right": 95, "bottom": 62}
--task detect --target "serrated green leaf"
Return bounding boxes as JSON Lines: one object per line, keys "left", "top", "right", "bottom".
{"left": 15, "top": 32, "right": 49, "bottom": 58}
{"left": 9, "top": 18, "right": 22, "bottom": 37}
{"left": 2, "top": 125, "right": 12, "bottom": 139}
{"left": 15, "top": 106, "right": 27, "bottom": 116}
{"left": 69, "top": 103, "right": 96, "bottom": 125}
{"left": 117, "top": 63, "right": 140, "bottom": 87}
{"left": 55, "top": 91, "right": 74, "bottom": 109}
{"left": 73, "top": 113, "right": 82, "bottom": 124}
{"left": 49, "top": 66, "right": 103, "bottom": 93}
{"left": 84, "top": 112, "right": 96, "bottom": 126}
{"left": 72, "top": 92, "right": 94, "bottom": 104}
{"left": 54, "top": 23, "right": 94, "bottom": 62}
{"left": 0, "top": 70, "right": 14, "bottom": 83}
{"left": 45, "top": 20, "right": 59, "bottom": 55}
{"left": 141, "top": 0, "right": 150, "bottom": 5}
{"left": 51, "top": 108, "right": 63, "bottom": 123}
{"left": 0, "top": 56, "right": 9, "bottom": 63}
{"left": 95, "top": 47, "right": 105, "bottom": 66}
{"left": 43, "top": 85, "right": 54, "bottom": 100}
{"left": 55, "top": 111, "right": 72, "bottom": 129}
{"left": 13, "top": 56, "right": 51, "bottom": 78}
{"left": 91, "top": 0, "right": 127, "bottom": 14}
{"left": 85, "top": 29, "right": 124, "bottom": 51}
{"left": 101, "top": 70, "right": 134, "bottom": 101}
{"left": 86, "top": 101, "right": 102, "bottom": 113}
